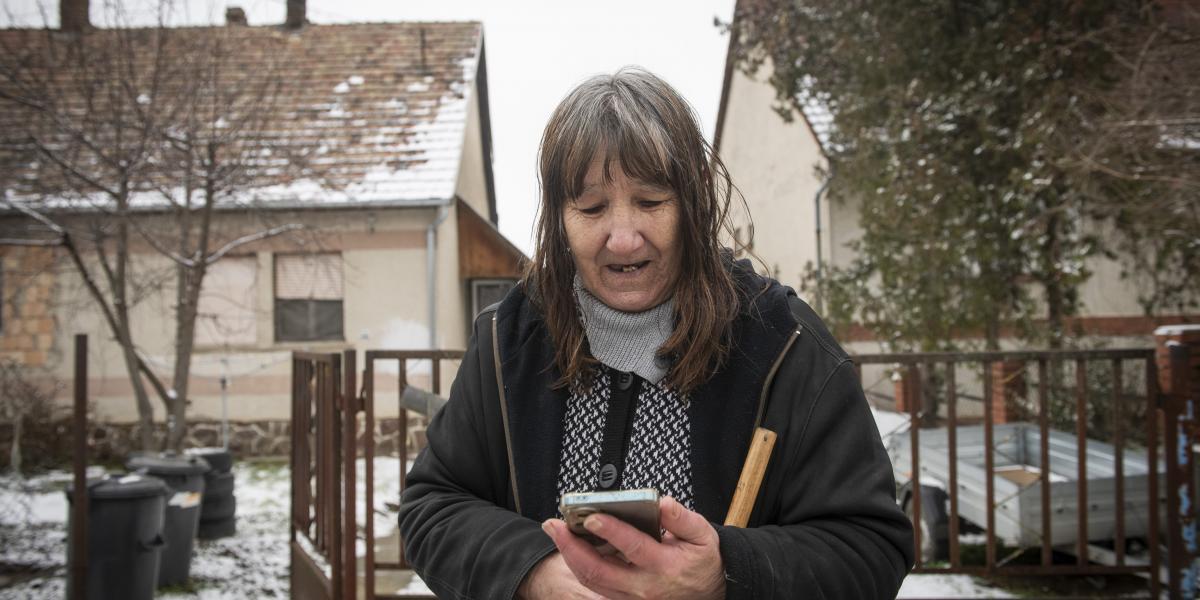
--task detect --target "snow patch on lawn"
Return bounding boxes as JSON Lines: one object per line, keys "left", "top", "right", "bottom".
{"left": 900, "top": 573, "right": 1016, "bottom": 598}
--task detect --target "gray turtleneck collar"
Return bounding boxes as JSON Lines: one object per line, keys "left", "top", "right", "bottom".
{"left": 574, "top": 276, "right": 674, "bottom": 384}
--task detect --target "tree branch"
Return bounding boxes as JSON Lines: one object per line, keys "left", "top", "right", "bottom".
{"left": 205, "top": 223, "right": 303, "bottom": 265}
{"left": 1, "top": 199, "right": 65, "bottom": 235}
{"left": 0, "top": 238, "right": 62, "bottom": 246}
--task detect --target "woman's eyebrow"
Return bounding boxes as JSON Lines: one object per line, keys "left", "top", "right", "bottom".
{"left": 576, "top": 181, "right": 671, "bottom": 196}
{"left": 633, "top": 182, "right": 673, "bottom": 195}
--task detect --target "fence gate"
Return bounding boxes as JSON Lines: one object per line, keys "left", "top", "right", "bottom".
{"left": 361, "top": 349, "right": 464, "bottom": 600}
{"left": 290, "top": 350, "right": 358, "bottom": 600}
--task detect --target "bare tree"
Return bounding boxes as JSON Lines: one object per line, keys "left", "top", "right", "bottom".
{"left": 1057, "top": 1, "right": 1200, "bottom": 315}
{"left": 0, "top": 2, "right": 311, "bottom": 450}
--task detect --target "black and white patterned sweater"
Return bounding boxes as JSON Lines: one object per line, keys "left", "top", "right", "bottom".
{"left": 555, "top": 368, "right": 695, "bottom": 510}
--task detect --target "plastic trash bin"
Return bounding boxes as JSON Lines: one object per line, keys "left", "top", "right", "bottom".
{"left": 127, "top": 452, "right": 211, "bottom": 587}
{"left": 66, "top": 474, "right": 169, "bottom": 600}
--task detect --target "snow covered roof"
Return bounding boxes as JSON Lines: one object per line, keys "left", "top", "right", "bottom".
{"left": 0, "top": 21, "right": 483, "bottom": 208}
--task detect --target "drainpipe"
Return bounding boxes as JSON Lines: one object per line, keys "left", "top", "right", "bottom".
{"left": 426, "top": 201, "right": 451, "bottom": 349}
{"left": 813, "top": 164, "right": 834, "bottom": 315}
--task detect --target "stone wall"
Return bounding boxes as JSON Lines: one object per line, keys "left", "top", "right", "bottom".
{"left": 1, "top": 412, "right": 432, "bottom": 469}
{"left": 0, "top": 246, "right": 60, "bottom": 368}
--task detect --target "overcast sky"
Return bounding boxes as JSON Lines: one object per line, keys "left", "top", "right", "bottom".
{"left": 2, "top": 0, "right": 738, "bottom": 254}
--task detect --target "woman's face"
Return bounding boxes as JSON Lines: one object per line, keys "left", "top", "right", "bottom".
{"left": 564, "top": 155, "right": 681, "bottom": 312}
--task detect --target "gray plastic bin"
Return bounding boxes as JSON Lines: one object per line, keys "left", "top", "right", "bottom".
{"left": 127, "top": 452, "right": 211, "bottom": 587}
{"left": 66, "top": 474, "right": 169, "bottom": 600}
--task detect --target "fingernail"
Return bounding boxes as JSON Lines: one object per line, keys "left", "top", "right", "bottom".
{"left": 583, "top": 515, "right": 602, "bottom": 532}
{"left": 541, "top": 520, "right": 553, "bottom": 536}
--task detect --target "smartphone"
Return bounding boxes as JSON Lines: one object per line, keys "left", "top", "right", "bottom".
{"left": 559, "top": 488, "right": 662, "bottom": 550}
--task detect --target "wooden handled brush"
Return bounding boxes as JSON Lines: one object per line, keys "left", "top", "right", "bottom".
{"left": 723, "top": 427, "right": 777, "bottom": 527}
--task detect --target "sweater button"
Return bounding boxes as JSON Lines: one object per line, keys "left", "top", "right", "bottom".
{"left": 616, "top": 371, "right": 634, "bottom": 390}
{"left": 598, "top": 463, "right": 618, "bottom": 489}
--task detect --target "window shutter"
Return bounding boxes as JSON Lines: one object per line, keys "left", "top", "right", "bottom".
{"left": 197, "top": 256, "right": 258, "bottom": 346}
{"left": 275, "top": 253, "right": 343, "bottom": 300}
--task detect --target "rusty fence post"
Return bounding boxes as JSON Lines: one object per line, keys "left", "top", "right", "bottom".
{"left": 894, "top": 365, "right": 920, "bottom": 415}
{"left": 1156, "top": 325, "right": 1200, "bottom": 599}
{"left": 70, "top": 334, "right": 87, "bottom": 600}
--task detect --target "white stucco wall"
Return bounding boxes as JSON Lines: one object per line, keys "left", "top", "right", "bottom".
{"left": 717, "top": 60, "right": 829, "bottom": 297}
{"left": 455, "top": 76, "right": 492, "bottom": 224}
{"left": 42, "top": 206, "right": 469, "bottom": 423}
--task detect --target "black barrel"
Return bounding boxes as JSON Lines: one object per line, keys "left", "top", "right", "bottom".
{"left": 66, "top": 474, "right": 169, "bottom": 600}
{"left": 189, "top": 447, "right": 237, "bottom": 540}
{"left": 127, "top": 453, "right": 210, "bottom": 587}
{"left": 186, "top": 447, "right": 233, "bottom": 474}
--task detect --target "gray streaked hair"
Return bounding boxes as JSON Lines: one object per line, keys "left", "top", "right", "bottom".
{"left": 525, "top": 67, "right": 745, "bottom": 393}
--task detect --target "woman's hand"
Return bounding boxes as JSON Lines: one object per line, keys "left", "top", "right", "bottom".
{"left": 517, "top": 552, "right": 608, "bottom": 600}
{"left": 542, "top": 496, "right": 726, "bottom": 600}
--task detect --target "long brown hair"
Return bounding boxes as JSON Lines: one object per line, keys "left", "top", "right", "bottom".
{"left": 525, "top": 67, "right": 745, "bottom": 393}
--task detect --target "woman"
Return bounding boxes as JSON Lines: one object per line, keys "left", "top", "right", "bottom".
{"left": 399, "top": 68, "right": 914, "bottom": 599}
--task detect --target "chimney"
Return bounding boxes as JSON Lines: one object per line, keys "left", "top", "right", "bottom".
{"left": 284, "top": 0, "right": 305, "bottom": 29}
{"left": 60, "top": 0, "right": 89, "bottom": 32}
{"left": 225, "top": 6, "right": 248, "bottom": 26}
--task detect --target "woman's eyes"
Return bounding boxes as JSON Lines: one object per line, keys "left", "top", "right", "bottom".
{"left": 575, "top": 199, "right": 669, "bottom": 215}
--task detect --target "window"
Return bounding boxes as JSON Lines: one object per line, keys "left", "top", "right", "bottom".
{"left": 196, "top": 256, "right": 258, "bottom": 346}
{"left": 274, "top": 253, "right": 344, "bottom": 342}
{"left": 471, "top": 279, "right": 515, "bottom": 319}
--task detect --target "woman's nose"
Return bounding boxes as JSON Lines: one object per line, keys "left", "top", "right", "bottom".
{"left": 605, "top": 205, "right": 644, "bottom": 255}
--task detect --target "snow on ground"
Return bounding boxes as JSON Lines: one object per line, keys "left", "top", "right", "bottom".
{"left": 899, "top": 574, "right": 1015, "bottom": 598}
{"left": 0, "top": 448, "right": 1103, "bottom": 599}
{"left": 0, "top": 458, "right": 427, "bottom": 599}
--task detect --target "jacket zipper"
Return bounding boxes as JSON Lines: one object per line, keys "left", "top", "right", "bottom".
{"left": 492, "top": 313, "right": 522, "bottom": 515}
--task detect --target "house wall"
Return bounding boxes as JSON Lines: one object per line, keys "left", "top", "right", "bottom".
{"left": 7, "top": 206, "right": 472, "bottom": 435}
{"left": 455, "top": 77, "right": 491, "bottom": 223}
{"left": 0, "top": 246, "right": 58, "bottom": 368}
{"left": 718, "top": 59, "right": 829, "bottom": 296}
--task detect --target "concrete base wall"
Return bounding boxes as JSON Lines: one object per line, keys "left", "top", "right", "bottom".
{"left": 0, "top": 414, "right": 430, "bottom": 469}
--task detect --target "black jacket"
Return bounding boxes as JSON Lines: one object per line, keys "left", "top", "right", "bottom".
{"left": 399, "top": 261, "right": 914, "bottom": 599}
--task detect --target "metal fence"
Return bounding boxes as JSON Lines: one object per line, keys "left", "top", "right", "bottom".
{"left": 362, "top": 349, "right": 464, "bottom": 600}
{"left": 287, "top": 344, "right": 1197, "bottom": 599}
{"left": 854, "top": 346, "right": 1194, "bottom": 597}
{"left": 289, "top": 350, "right": 356, "bottom": 600}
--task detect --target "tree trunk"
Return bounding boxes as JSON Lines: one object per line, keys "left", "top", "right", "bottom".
{"left": 985, "top": 317, "right": 1000, "bottom": 351}
{"left": 166, "top": 265, "right": 203, "bottom": 451}
{"left": 1042, "top": 212, "right": 1065, "bottom": 350}
{"left": 113, "top": 193, "right": 158, "bottom": 451}
{"left": 9, "top": 416, "right": 21, "bottom": 477}
{"left": 164, "top": 167, "right": 216, "bottom": 451}
{"left": 120, "top": 328, "right": 157, "bottom": 450}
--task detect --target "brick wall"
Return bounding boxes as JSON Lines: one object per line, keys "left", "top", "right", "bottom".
{"left": 0, "top": 246, "right": 59, "bottom": 368}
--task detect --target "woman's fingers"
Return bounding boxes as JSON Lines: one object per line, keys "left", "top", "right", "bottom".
{"left": 658, "top": 496, "right": 716, "bottom": 545}
{"left": 543, "top": 519, "right": 633, "bottom": 593}
{"left": 581, "top": 513, "right": 663, "bottom": 569}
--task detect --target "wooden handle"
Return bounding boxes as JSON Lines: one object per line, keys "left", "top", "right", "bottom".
{"left": 723, "top": 427, "right": 777, "bottom": 527}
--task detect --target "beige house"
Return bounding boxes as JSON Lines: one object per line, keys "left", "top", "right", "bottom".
{"left": 714, "top": 9, "right": 1196, "bottom": 353}
{"left": 0, "top": 8, "right": 523, "bottom": 454}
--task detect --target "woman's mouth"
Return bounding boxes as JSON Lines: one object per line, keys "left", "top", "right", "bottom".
{"left": 609, "top": 261, "right": 650, "bottom": 273}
